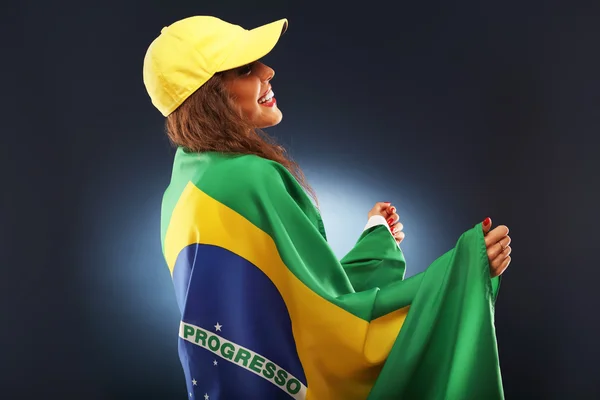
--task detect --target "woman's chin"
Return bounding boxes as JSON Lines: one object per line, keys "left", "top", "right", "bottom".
{"left": 258, "top": 110, "right": 283, "bottom": 128}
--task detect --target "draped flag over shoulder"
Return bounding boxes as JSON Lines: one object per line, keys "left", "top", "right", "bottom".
{"left": 160, "top": 147, "right": 504, "bottom": 400}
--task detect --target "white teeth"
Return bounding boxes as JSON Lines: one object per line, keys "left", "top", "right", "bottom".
{"left": 258, "top": 89, "right": 274, "bottom": 103}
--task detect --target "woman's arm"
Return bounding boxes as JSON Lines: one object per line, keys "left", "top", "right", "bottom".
{"left": 340, "top": 222, "right": 407, "bottom": 292}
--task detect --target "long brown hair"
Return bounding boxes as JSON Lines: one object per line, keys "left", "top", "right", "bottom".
{"left": 165, "top": 72, "right": 318, "bottom": 204}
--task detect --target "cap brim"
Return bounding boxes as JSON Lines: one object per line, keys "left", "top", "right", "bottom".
{"left": 218, "top": 18, "right": 288, "bottom": 72}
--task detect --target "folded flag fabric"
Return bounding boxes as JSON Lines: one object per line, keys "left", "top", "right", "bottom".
{"left": 160, "top": 147, "right": 504, "bottom": 400}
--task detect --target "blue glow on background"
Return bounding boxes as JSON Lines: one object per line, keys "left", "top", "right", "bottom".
{"left": 301, "top": 160, "right": 453, "bottom": 278}
{"left": 79, "top": 166, "right": 183, "bottom": 388}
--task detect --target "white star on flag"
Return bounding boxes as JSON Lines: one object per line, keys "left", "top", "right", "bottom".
{"left": 192, "top": 379, "right": 197, "bottom": 386}
{"left": 204, "top": 394, "right": 209, "bottom": 400}
{"left": 214, "top": 322, "right": 222, "bottom": 331}
{"left": 189, "top": 393, "right": 192, "bottom": 397}
{"left": 213, "top": 360, "right": 218, "bottom": 366}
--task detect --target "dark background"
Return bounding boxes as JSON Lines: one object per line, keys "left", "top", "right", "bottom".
{"left": 2, "top": 0, "right": 599, "bottom": 398}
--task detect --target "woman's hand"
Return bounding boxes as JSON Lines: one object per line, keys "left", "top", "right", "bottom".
{"left": 368, "top": 202, "right": 405, "bottom": 244}
{"left": 482, "top": 217, "right": 512, "bottom": 277}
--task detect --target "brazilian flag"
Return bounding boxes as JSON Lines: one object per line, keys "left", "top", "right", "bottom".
{"left": 160, "top": 147, "right": 504, "bottom": 399}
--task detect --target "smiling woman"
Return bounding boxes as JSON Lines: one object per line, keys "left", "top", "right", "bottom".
{"left": 142, "top": 15, "right": 510, "bottom": 400}
{"left": 162, "top": 53, "right": 316, "bottom": 203}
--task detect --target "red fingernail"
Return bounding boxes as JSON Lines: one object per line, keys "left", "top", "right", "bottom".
{"left": 387, "top": 218, "right": 394, "bottom": 225}
{"left": 483, "top": 217, "right": 491, "bottom": 227}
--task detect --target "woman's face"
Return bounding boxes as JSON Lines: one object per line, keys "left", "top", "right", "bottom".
{"left": 221, "top": 61, "right": 282, "bottom": 128}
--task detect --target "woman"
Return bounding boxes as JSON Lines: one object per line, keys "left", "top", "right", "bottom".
{"left": 143, "top": 16, "right": 512, "bottom": 400}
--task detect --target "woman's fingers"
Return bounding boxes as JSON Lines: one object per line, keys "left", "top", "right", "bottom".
{"left": 482, "top": 217, "right": 492, "bottom": 235}
{"left": 490, "top": 255, "right": 512, "bottom": 278}
{"left": 484, "top": 225, "right": 509, "bottom": 247}
{"left": 491, "top": 245, "right": 512, "bottom": 267}
{"left": 386, "top": 205, "right": 399, "bottom": 226}
{"left": 391, "top": 221, "right": 403, "bottom": 231}
{"left": 391, "top": 220, "right": 404, "bottom": 242}
{"left": 387, "top": 208, "right": 404, "bottom": 243}
{"left": 393, "top": 230, "right": 405, "bottom": 244}
{"left": 376, "top": 203, "right": 406, "bottom": 244}
{"left": 481, "top": 217, "right": 513, "bottom": 278}
{"left": 488, "top": 235, "right": 512, "bottom": 259}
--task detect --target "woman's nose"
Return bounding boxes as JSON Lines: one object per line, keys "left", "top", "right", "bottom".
{"left": 260, "top": 64, "right": 275, "bottom": 82}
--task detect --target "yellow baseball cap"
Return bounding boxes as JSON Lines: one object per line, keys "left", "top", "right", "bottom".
{"left": 143, "top": 16, "right": 288, "bottom": 116}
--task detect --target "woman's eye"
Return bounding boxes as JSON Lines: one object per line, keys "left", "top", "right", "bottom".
{"left": 238, "top": 63, "right": 253, "bottom": 76}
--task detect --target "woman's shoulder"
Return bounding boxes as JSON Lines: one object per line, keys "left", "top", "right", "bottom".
{"left": 204, "top": 151, "right": 285, "bottom": 179}
{"left": 176, "top": 149, "right": 289, "bottom": 192}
